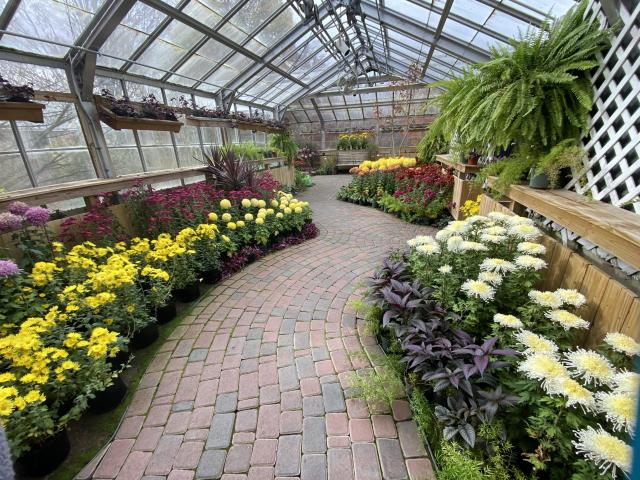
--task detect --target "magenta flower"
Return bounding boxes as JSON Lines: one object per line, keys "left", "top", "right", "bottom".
{"left": 8, "top": 201, "right": 30, "bottom": 215}
{"left": 0, "top": 212, "right": 23, "bottom": 233}
{"left": 0, "top": 260, "right": 20, "bottom": 278}
{"left": 24, "top": 207, "right": 50, "bottom": 227}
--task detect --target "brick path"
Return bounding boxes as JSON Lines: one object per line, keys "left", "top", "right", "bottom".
{"left": 82, "top": 176, "right": 436, "bottom": 480}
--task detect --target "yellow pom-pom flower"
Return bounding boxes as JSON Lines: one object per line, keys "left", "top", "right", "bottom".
{"left": 222, "top": 213, "right": 232, "bottom": 223}
{"left": 227, "top": 222, "right": 236, "bottom": 230}
{"left": 220, "top": 199, "right": 231, "bottom": 209}
{"left": 208, "top": 212, "right": 218, "bottom": 222}
{"left": 241, "top": 199, "right": 251, "bottom": 208}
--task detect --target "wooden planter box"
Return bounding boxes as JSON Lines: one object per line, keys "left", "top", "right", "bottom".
{"left": 99, "top": 106, "right": 183, "bottom": 133}
{"left": 185, "top": 116, "right": 232, "bottom": 128}
{"left": 337, "top": 150, "right": 368, "bottom": 168}
{"left": 233, "top": 120, "right": 283, "bottom": 134}
{"left": 0, "top": 101, "right": 45, "bottom": 123}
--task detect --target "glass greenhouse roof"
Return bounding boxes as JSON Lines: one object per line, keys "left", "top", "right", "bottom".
{"left": 0, "top": 0, "right": 577, "bottom": 114}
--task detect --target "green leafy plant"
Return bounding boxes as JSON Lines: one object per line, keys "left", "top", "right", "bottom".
{"left": 417, "top": 130, "right": 448, "bottom": 163}
{"left": 351, "top": 364, "right": 405, "bottom": 410}
{"left": 269, "top": 131, "right": 298, "bottom": 161}
{"left": 534, "top": 140, "right": 586, "bottom": 188}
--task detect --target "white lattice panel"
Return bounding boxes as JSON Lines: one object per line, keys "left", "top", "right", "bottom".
{"left": 572, "top": 1, "right": 640, "bottom": 214}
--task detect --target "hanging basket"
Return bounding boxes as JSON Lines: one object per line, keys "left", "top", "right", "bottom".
{"left": 17, "top": 428, "right": 71, "bottom": 477}
{"left": 0, "top": 101, "right": 45, "bottom": 123}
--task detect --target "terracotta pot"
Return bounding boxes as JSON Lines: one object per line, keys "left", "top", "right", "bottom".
{"left": 466, "top": 156, "right": 478, "bottom": 166}
{"left": 17, "top": 428, "right": 70, "bottom": 477}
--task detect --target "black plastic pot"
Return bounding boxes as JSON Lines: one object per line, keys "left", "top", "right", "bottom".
{"left": 131, "top": 323, "right": 159, "bottom": 349}
{"left": 108, "top": 349, "right": 131, "bottom": 371}
{"left": 174, "top": 281, "right": 201, "bottom": 303}
{"left": 201, "top": 269, "right": 222, "bottom": 285}
{"left": 17, "top": 428, "right": 70, "bottom": 477}
{"left": 89, "top": 376, "right": 128, "bottom": 414}
{"left": 246, "top": 253, "right": 257, "bottom": 264}
{"left": 529, "top": 168, "right": 550, "bottom": 189}
{"left": 155, "top": 300, "right": 177, "bottom": 324}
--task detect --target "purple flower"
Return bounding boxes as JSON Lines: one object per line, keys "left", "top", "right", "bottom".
{"left": 24, "top": 207, "right": 50, "bottom": 227}
{"left": 0, "top": 212, "right": 22, "bottom": 233}
{"left": 8, "top": 201, "right": 30, "bottom": 215}
{"left": 0, "top": 260, "right": 20, "bottom": 278}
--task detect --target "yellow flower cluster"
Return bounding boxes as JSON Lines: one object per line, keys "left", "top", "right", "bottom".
{"left": 31, "top": 261, "right": 63, "bottom": 287}
{"left": 357, "top": 157, "right": 416, "bottom": 173}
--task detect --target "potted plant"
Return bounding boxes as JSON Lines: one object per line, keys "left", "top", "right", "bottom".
{"left": 98, "top": 89, "right": 183, "bottom": 133}
{"left": 530, "top": 140, "right": 586, "bottom": 189}
{"left": 0, "top": 75, "right": 45, "bottom": 123}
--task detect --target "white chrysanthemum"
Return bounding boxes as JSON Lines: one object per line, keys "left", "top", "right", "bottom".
{"left": 518, "top": 353, "right": 568, "bottom": 387}
{"left": 480, "top": 258, "right": 516, "bottom": 273}
{"left": 564, "top": 349, "right": 615, "bottom": 386}
{"left": 438, "top": 265, "right": 452, "bottom": 274}
{"left": 528, "top": 290, "right": 563, "bottom": 309}
{"left": 482, "top": 226, "right": 507, "bottom": 236}
{"left": 493, "top": 313, "right": 523, "bottom": 329}
{"left": 509, "top": 223, "right": 541, "bottom": 240}
{"left": 487, "top": 211, "right": 511, "bottom": 222}
{"left": 461, "top": 279, "right": 495, "bottom": 301}
{"left": 555, "top": 288, "right": 587, "bottom": 308}
{"left": 460, "top": 241, "right": 488, "bottom": 252}
{"left": 479, "top": 271, "right": 502, "bottom": 286}
{"left": 596, "top": 391, "right": 636, "bottom": 434}
{"left": 435, "top": 229, "right": 454, "bottom": 241}
{"left": 546, "top": 376, "right": 596, "bottom": 410}
{"left": 545, "top": 310, "right": 590, "bottom": 330}
{"left": 416, "top": 243, "right": 441, "bottom": 256}
{"left": 604, "top": 332, "right": 640, "bottom": 357}
{"left": 573, "top": 426, "right": 632, "bottom": 477}
{"left": 507, "top": 215, "right": 534, "bottom": 226}
{"left": 406, "top": 238, "right": 418, "bottom": 247}
{"left": 612, "top": 370, "right": 640, "bottom": 395}
{"left": 517, "top": 242, "right": 546, "bottom": 255}
{"left": 515, "top": 255, "right": 547, "bottom": 270}
{"left": 413, "top": 235, "right": 436, "bottom": 245}
{"left": 514, "top": 330, "right": 559, "bottom": 356}
{"left": 480, "top": 233, "right": 507, "bottom": 244}
{"left": 446, "top": 235, "right": 464, "bottom": 253}
{"left": 464, "top": 215, "right": 488, "bottom": 224}
{"left": 447, "top": 220, "right": 471, "bottom": 234}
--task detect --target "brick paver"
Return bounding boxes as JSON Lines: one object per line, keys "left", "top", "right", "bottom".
{"left": 86, "top": 176, "right": 435, "bottom": 479}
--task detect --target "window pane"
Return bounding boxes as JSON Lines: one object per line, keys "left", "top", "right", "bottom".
{"left": 0, "top": 60, "right": 68, "bottom": 92}
{"left": 0, "top": 153, "right": 33, "bottom": 191}
{"left": 110, "top": 148, "right": 144, "bottom": 175}
{"left": 29, "top": 150, "right": 96, "bottom": 186}
{"left": 18, "top": 103, "right": 85, "bottom": 151}
{"left": 142, "top": 146, "right": 178, "bottom": 171}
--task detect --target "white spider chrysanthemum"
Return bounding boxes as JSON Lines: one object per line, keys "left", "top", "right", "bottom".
{"left": 509, "top": 223, "right": 541, "bottom": 240}
{"left": 507, "top": 215, "right": 534, "bottom": 226}
{"left": 595, "top": 391, "right": 636, "bottom": 434}
{"left": 573, "top": 426, "right": 632, "bottom": 478}
{"left": 555, "top": 288, "right": 587, "bottom": 308}
{"left": 487, "top": 211, "right": 511, "bottom": 222}
{"left": 435, "top": 229, "right": 454, "bottom": 241}
{"left": 406, "top": 238, "right": 418, "bottom": 247}
{"left": 528, "top": 290, "right": 563, "bottom": 309}
{"left": 493, "top": 313, "right": 523, "bottom": 329}
{"left": 464, "top": 215, "right": 488, "bottom": 224}
{"left": 546, "top": 376, "right": 596, "bottom": 410}
{"left": 517, "top": 242, "right": 547, "bottom": 255}
{"left": 460, "top": 241, "right": 488, "bottom": 252}
{"left": 461, "top": 279, "right": 495, "bottom": 301}
{"left": 564, "top": 349, "right": 615, "bottom": 386}
{"left": 545, "top": 310, "right": 590, "bottom": 330}
{"left": 603, "top": 332, "right": 640, "bottom": 357}
{"left": 438, "top": 265, "right": 453, "bottom": 274}
{"left": 446, "top": 235, "right": 464, "bottom": 253}
{"left": 514, "top": 330, "right": 559, "bottom": 356}
{"left": 480, "top": 233, "right": 507, "bottom": 244}
{"left": 517, "top": 353, "right": 568, "bottom": 386}
{"left": 416, "top": 243, "right": 441, "bottom": 256}
{"left": 612, "top": 370, "right": 640, "bottom": 395}
{"left": 479, "top": 271, "right": 503, "bottom": 286}
{"left": 515, "top": 255, "right": 547, "bottom": 270}
{"left": 414, "top": 235, "right": 437, "bottom": 245}
{"left": 482, "top": 226, "right": 507, "bottom": 236}
{"left": 447, "top": 221, "right": 471, "bottom": 234}
{"left": 480, "top": 258, "right": 516, "bottom": 274}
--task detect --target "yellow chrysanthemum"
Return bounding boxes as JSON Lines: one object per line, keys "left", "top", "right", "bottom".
{"left": 220, "top": 199, "right": 232, "bottom": 209}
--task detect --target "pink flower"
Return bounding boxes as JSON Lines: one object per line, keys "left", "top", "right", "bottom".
{"left": 24, "top": 206, "right": 50, "bottom": 227}
{"left": 0, "top": 212, "right": 22, "bottom": 233}
{"left": 8, "top": 201, "right": 30, "bottom": 215}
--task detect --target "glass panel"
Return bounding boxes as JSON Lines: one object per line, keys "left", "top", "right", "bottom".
{"left": 18, "top": 103, "right": 84, "bottom": 151}
{"left": 93, "top": 76, "right": 123, "bottom": 96}
{"left": 28, "top": 150, "right": 95, "bottom": 186}
{"left": 442, "top": 19, "right": 478, "bottom": 42}
{"left": 109, "top": 148, "right": 144, "bottom": 176}
{"left": 142, "top": 146, "right": 178, "bottom": 171}
{"left": 254, "top": 6, "right": 301, "bottom": 49}
{"left": 0, "top": 60, "right": 68, "bottom": 92}
{"left": 174, "top": 124, "right": 203, "bottom": 167}
{"left": 0, "top": 126, "right": 32, "bottom": 192}
{"left": 451, "top": 0, "right": 493, "bottom": 24}
{"left": 384, "top": 0, "right": 441, "bottom": 29}
{"left": 333, "top": 109, "right": 349, "bottom": 120}
{"left": 1, "top": 0, "right": 103, "bottom": 57}
{"left": 348, "top": 108, "right": 364, "bottom": 119}
{"left": 485, "top": 10, "right": 534, "bottom": 38}
{"left": 471, "top": 32, "right": 509, "bottom": 50}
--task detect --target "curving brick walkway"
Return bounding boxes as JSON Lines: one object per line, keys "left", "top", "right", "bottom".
{"left": 82, "top": 176, "right": 436, "bottom": 480}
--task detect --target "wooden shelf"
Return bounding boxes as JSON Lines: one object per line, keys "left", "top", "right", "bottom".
{"left": 506, "top": 185, "right": 640, "bottom": 271}
{"left": 98, "top": 106, "right": 183, "bottom": 133}
{"left": 0, "top": 166, "right": 207, "bottom": 209}
{"left": 435, "top": 153, "right": 483, "bottom": 174}
{"left": 0, "top": 101, "right": 46, "bottom": 123}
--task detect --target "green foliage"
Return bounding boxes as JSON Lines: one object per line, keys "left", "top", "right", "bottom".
{"left": 535, "top": 139, "right": 586, "bottom": 188}
{"left": 229, "top": 143, "right": 263, "bottom": 161}
{"left": 294, "top": 170, "right": 312, "bottom": 190}
{"left": 269, "top": 131, "right": 298, "bottom": 161}
{"left": 317, "top": 156, "right": 336, "bottom": 175}
{"left": 427, "top": 1, "right": 610, "bottom": 157}
{"left": 351, "top": 363, "right": 404, "bottom": 410}
{"left": 409, "top": 388, "right": 441, "bottom": 447}
{"left": 437, "top": 442, "right": 485, "bottom": 480}
{"left": 417, "top": 130, "right": 448, "bottom": 163}
{"left": 475, "top": 153, "right": 536, "bottom": 194}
